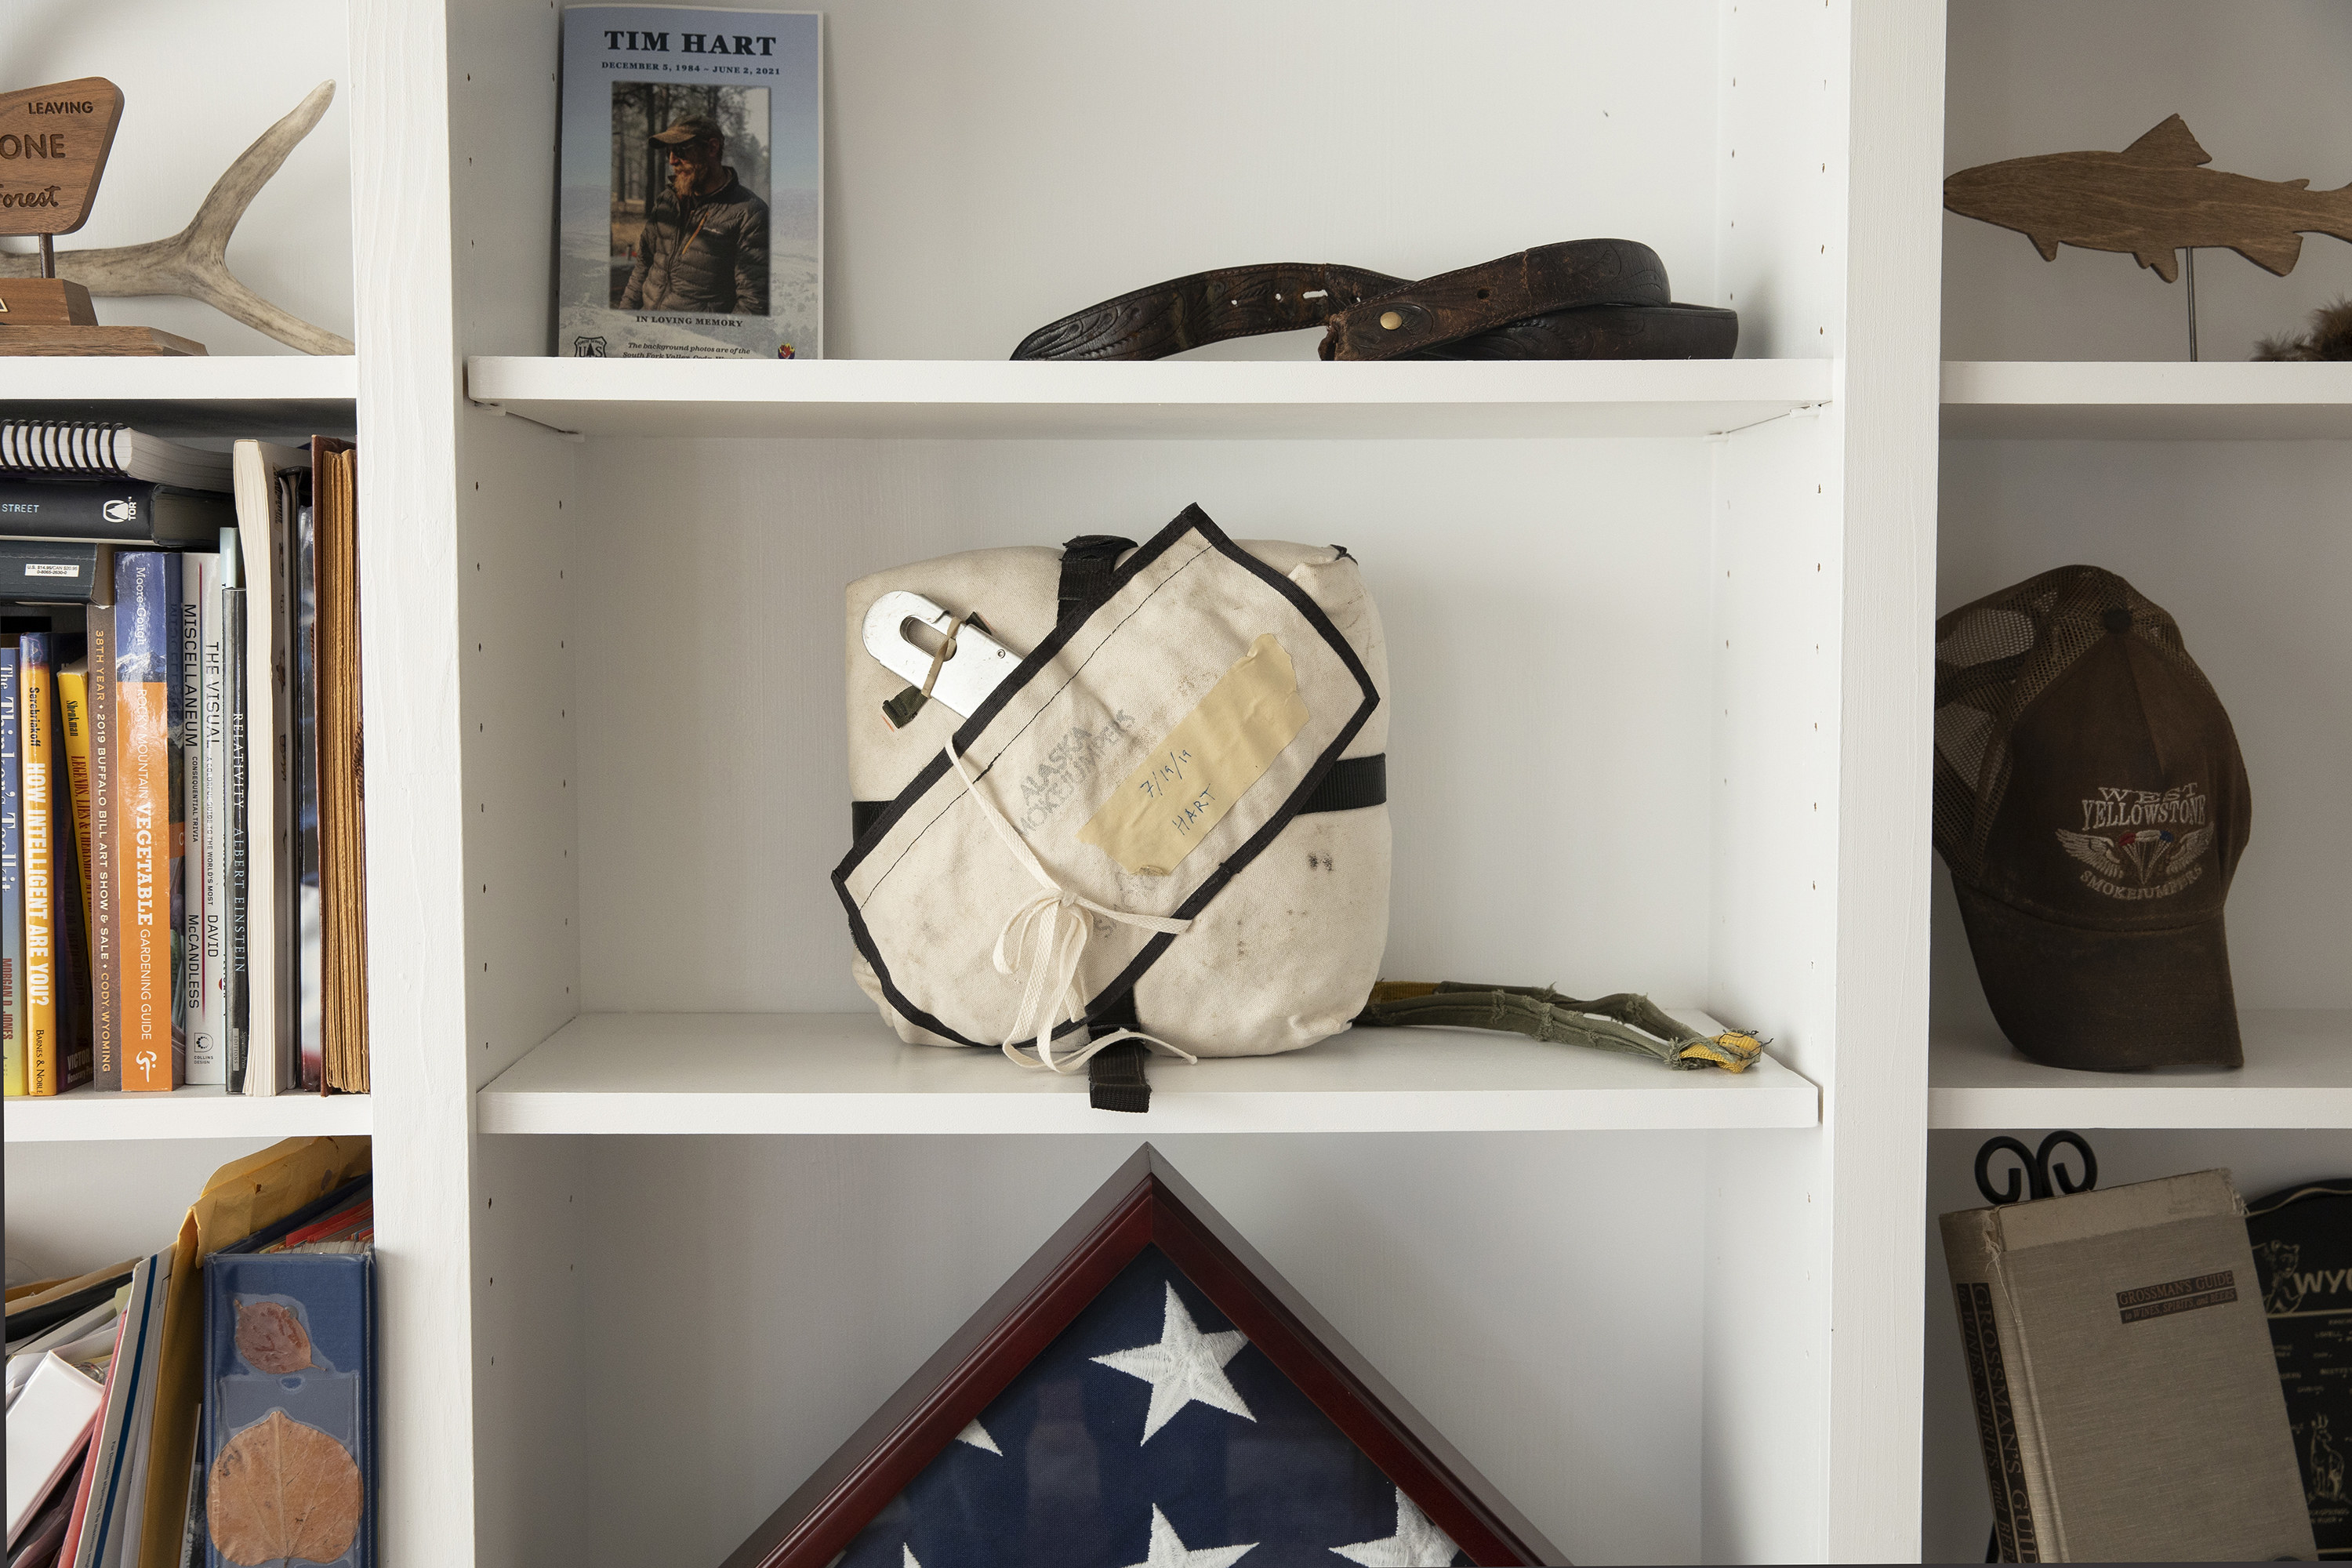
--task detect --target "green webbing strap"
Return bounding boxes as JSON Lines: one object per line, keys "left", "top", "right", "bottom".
{"left": 1351, "top": 982, "right": 1766, "bottom": 1072}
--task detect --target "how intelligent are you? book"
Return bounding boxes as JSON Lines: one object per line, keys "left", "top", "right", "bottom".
{"left": 557, "top": 5, "right": 822, "bottom": 360}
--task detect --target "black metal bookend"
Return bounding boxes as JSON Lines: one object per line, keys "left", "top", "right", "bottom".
{"left": 1975, "top": 1130, "right": 2100, "bottom": 1207}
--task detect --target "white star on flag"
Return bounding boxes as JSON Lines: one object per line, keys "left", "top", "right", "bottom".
{"left": 1330, "top": 1488, "right": 1460, "bottom": 1566}
{"left": 1120, "top": 1503, "right": 1255, "bottom": 1568}
{"left": 1091, "top": 1282, "right": 1254, "bottom": 1441}
{"left": 901, "top": 1548, "right": 921, "bottom": 1568}
{"left": 954, "top": 1418, "right": 1000, "bottom": 1454}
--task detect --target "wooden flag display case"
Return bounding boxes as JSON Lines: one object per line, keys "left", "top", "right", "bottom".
{"left": 724, "top": 1145, "right": 1564, "bottom": 1568}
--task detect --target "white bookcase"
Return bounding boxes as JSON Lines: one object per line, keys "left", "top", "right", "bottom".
{"left": 5, "top": 1, "right": 2346, "bottom": 1563}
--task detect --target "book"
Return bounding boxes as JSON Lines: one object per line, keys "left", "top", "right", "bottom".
{"left": 87, "top": 567, "right": 118, "bottom": 1093}
{"left": 0, "top": 421, "right": 234, "bottom": 492}
{"left": 557, "top": 5, "right": 823, "bottom": 360}
{"left": 314, "top": 452, "right": 366, "bottom": 1095}
{"left": 50, "top": 635, "right": 94, "bottom": 1095}
{"left": 199, "top": 1251, "right": 375, "bottom": 1568}
{"left": 115, "top": 552, "right": 185, "bottom": 1093}
{"left": 180, "top": 556, "right": 220, "bottom": 1087}
{"left": 71, "top": 1250, "right": 170, "bottom": 1568}
{"left": 292, "top": 492, "right": 320, "bottom": 1093}
{"left": 0, "top": 540, "right": 108, "bottom": 603}
{"left": 57, "top": 655, "right": 96, "bottom": 931}
{"left": 2, "top": 644, "right": 18, "bottom": 1099}
{"left": 6, "top": 1351, "right": 104, "bottom": 1544}
{"left": 1942, "top": 1169, "right": 2314, "bottom": 1562}
{"left": 22, "top": 631, "right": 60, "bottom": 1095}
{"left": 230, "top": 443, "right": 309, "bottom": 1100}
{"left": 134, "top": 1134, "right": 372, "bottom": 1568}
{"left": 0, "top": 479, "right": 234, "bottom": 547}
{"left": 219, "top": 548, "right": 248, "bottom": 1098}
{"left": 2248, "top": 1179, "right": 2352, "bottom": 1555}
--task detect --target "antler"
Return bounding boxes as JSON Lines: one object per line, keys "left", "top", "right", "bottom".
{"left": 0, "top": 81, "right": 354, "bottom": 356}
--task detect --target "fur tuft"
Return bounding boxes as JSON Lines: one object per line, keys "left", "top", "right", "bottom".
{"left": 2252, "top": 297, "right": 2352, "bottom": 361}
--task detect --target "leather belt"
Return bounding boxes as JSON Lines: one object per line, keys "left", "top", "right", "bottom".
{"left": 1011, "top": 238, "right": 1736, "bottom": 362}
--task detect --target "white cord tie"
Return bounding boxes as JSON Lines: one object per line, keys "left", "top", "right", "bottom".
{"left": 947, "top": 741, "right": 1196, "bottom": 1073}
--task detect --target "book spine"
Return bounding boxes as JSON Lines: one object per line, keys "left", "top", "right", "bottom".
{"left": 293, "top": 501, "right": 321, "bottom": 1092}
{"left": 1944, "top": 1216, "right": 2049, "bottom": 1563}
{"left": 51, "top": 667, "right": 92, "bottom": 1094}
{"left": 22, "top": 633, "right": 59, "bottom": 1094}
{"left": 1, "top": 647, "right": 19, "bottom": 1098}
{"left": 181, "top": 558, "right": 219, "bottom": 1085}
{"left": 199, "top": 559, "right": 227, "bottom": 1091}
{"left": 115, "top": 552, "right": 183, "bottom": 1092}
{"left": 89, "top": 583, "right": 118, "bottom": 1091}
{"left": 221, "top": 586, "right": 248, "bottom": 1095}
{"left": 0, "top": 479, "right": 162, "bottom": 543}
{"left": 57, "top": 665, "right": 95, "bottom": 931}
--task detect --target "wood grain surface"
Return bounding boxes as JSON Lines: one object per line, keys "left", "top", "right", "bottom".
{"left": 1944, "top": 115, "right": 2352, "bottom": 282}
{"left": 0, "top": 324, "right": 207, "bottom": 356}
{"left": 0, "top": 278, "right": 98, "bottom": 325}
{"left": 0, "top": 78, "right": 124, "bottom": 238}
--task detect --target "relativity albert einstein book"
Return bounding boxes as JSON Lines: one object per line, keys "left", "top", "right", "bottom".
{"left": 557, "top": 6, "right": 822, "bottom": 359}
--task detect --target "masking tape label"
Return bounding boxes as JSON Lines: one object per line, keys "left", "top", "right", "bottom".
{"left": 1078, "top": 633, "right": 1309, "bottom": 877}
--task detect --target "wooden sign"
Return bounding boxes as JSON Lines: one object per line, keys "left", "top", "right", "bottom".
{"left": 1944, "top": 114, "right": 2352, "bottom": 283}
{"left": 0, "top": 78, "right": 124, "bottom": 236}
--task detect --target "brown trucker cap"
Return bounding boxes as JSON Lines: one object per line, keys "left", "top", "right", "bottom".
{"left": 652, "top": 114, "right": 721, "bottom": 145}
{"left": 1932, "top": 565, "right": 2252, "bottom": 1070}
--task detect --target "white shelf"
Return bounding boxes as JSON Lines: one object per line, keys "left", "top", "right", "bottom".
{"left": 3, "top": 1085, "right": 372, "bottom": 1144}
{"left": 461, "top": 356, "right": 1833, "bottom": 441}
{"left": 1940, "top": 361, "right": 2352, "bottom": 440}
{"left": 477, "top": 1011, "right": 1818, "bottom": 1135}
{"left": 1928, "top": 1010, "right": 2352, "bottom": 1129}
{"left": 0, "top": 353, "right": 358, "bottom": 438}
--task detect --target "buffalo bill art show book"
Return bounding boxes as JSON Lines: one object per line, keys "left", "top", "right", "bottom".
{"left": 557, "top": 6, "right": 822, "bottom": 360}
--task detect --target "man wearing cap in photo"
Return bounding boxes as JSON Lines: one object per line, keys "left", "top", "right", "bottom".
{"left": 620, "top": 111, "right": 769, "bottom": 316}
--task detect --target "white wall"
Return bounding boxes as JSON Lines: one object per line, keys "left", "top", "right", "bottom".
{"left": 2, "top": 0, "right": 354, "bottom": 355}
{"left": 4, "top": 1138, "right": 278, "bottom": 1283}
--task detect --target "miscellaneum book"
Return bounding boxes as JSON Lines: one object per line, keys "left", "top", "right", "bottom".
{"left": 557, "top": 5, "right": 823, "bottom": 361}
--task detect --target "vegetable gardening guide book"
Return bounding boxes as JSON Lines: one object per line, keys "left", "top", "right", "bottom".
{"left": 557, "top": 6, "right": 822, "bottom": 360}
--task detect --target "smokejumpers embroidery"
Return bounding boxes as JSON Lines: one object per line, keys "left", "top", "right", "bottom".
{"left": 2056, "top": 783, "right": 2213, "bottom": 901}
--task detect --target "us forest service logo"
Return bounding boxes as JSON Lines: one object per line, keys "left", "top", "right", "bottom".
{"left": 2055, "top": 782, "right": 2212, "bottom": 902}
{"left": 573, "top": 336, "right": 608, "bottom": 357}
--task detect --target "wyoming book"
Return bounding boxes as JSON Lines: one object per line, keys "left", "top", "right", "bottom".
{"left": 557, "top": 6, "right": 822, "bottom": 360}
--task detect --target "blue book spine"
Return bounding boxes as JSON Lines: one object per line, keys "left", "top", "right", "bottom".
{"left": 1, "top": 648, "right": 18, "bottom": 1096}
{"left": 202, "top": 1251, "right": 375, "bottom": 1568}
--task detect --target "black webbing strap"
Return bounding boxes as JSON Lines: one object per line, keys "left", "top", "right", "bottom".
{"left": 1058, "top": 534, "right": 1135, "bottom": 622}
{"left": 1084, "top": 988, "right": 1151, "bottom": 1113}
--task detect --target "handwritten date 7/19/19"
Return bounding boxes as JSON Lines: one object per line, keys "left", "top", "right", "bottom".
{"left": 1136, "top": 747, "right": 1217, "bottom": 838}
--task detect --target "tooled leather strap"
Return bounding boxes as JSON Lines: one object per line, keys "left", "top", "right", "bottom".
{"left": 1013, "top": 239, "right": 1694, "bottom": 362}
{"left": 1011, "top": 263, "right": 1408, "bottom": 361}
{"left": 1321, "top": 238, "right": 1669, "bottom": 360}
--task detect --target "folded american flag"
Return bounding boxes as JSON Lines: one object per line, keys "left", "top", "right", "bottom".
{"left": 839, "top": 1245, "right": 1468, "bottom": 1566}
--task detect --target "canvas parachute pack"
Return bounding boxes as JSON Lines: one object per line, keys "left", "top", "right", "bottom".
{"left": 837, "top": 506, "right": 1392, "bottom": 1106}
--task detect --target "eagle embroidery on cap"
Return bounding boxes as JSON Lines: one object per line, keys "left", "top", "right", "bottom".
{"left": 2057, "top": 782, "right": 2214, "bottom": 901}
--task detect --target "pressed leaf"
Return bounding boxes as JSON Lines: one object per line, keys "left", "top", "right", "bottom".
{"left": 208, "top": 1408, "right": 363, "bottom": 1566}
{"left": 236, "top": 1298, "right": 314, "bottom": 1374}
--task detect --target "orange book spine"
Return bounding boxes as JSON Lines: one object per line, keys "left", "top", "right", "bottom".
{"left": 115, "top": 553, "right": 182, "bottom": 1092}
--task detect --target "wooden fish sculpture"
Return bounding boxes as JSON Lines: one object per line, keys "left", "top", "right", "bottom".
{"left": 1944, "top": 114, "right": 2352, "bottom": 283}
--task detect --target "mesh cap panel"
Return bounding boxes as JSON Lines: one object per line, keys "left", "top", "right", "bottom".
{"left": 1932, "top": 565, "right": 2220, "bottom": 883}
